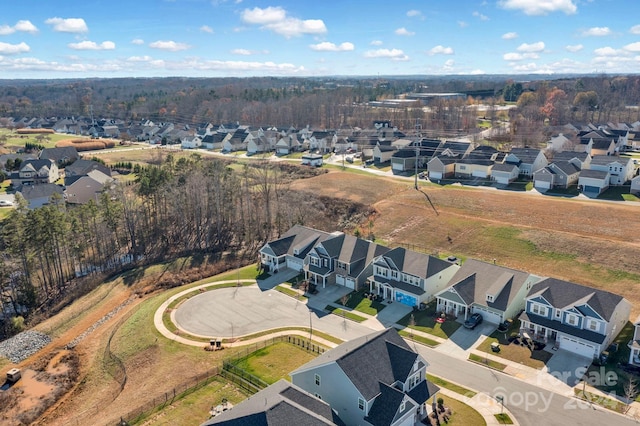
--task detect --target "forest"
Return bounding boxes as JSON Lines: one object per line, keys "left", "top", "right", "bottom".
{"left": 0, "top": 154, "right": 371, "bottom": 338}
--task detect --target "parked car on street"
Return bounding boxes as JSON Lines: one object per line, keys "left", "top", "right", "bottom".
{"left": 464, "top": 313, "right": 483, "bottom": 329}
{"left": 0, "top": 200, "right": 14, "bottom": 207}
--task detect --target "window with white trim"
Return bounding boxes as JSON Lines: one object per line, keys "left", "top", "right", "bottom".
{"left": 310, "top": 257, "right": 320, "bottom": 267}
{"left": 555, "top": 309, "right": 561, "bottom": 319}
{"left": 315, "top": 374, "right": 320, "bottom": 386}
{"left": 588, "top": 320, "right": 598, "bottom": 331}
{"left": 531, "top": 304, "right": 547, "bottom": 316}
{"left": 567, "top": 314, "right": 578, "bottom": 326}
{"left": 358, "top": 398, "right": 365, "bottom": 411}
{"left": 391, "top": 270, "right": 398, "bottom": 280}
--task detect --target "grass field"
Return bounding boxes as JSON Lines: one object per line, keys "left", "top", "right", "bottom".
{"left": 443, "top": 396, "right": 487, "bottom": 425}
{"left": 232, "top": 342, "right": 317, "bottom": 384}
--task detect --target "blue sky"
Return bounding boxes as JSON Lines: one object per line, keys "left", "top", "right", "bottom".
{"left": 1, "top": 0, "right": 640, "bottom": 78}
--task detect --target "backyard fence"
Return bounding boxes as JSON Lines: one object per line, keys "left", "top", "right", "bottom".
{"left": 116, "top": 335, "right": 328, "bottom": 425}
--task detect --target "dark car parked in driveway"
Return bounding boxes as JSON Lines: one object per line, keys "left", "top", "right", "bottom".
{"left": 464, "top": 313, "right": 483, "bottom": 330}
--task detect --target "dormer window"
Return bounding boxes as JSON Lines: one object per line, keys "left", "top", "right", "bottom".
{"left": 567, "top": 314, "right": 578, "bottom": 326}
{"left": 486, "top": 295, "right": 494, "bottom": 303}
{"left": 531, "top": 304, "right": 547, "bottom": 316}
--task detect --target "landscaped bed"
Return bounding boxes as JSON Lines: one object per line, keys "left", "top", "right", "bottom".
{"left": 335, "top": 290, "right": 386, "bottom": 316}
{"left": 397, "top": 302, "right": 461, "bottom": 339}
{"left": 324, "top": 305, "right": 367, "bottom": 323}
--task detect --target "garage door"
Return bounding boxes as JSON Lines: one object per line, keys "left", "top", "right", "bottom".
{"left": 345, "top": 278, "right": 355, "bottom": 289}
{"left": 471, "top": 306, "right": 502, "bottom": 324}
{"left": 392, "top": 162, "right": 405, "bottom": 172}
{"left": 495, "top": 176, "right": 510, "bottom": 185}
{"left": 559, "top": 336, "right": 596, "bottom": 358}
{"left": 395, "top": 291, "right": 417, "bottom": 307}
{"left": 472, "top": 170, "right": 488, "bottom": 178}
{"left": 583, "top": 185, "right": 600, "bottom": 193}
{"left": 429, "top": 171, "right": 443, "bottom": 180}
{"left": 286, "top": 257, "right": 303, "bottom": 271}
{"left": 336, "top": 275, "right": 345, "bottom": 285}
{"left": 535, "top": 180, "right": 551, "bottom": 190}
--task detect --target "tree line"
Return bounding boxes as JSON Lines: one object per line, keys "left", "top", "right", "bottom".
{"left": 0, "top": 154, "right": 366, "bottom": 338}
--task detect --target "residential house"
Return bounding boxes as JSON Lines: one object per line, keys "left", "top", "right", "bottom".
{"left": 275, "top": 134, "right": 301, "bottom": 155}
{"left": 436, "top": 259, "right": 542, "bottom": 324}
{"left": 491, "top": 163, "right": 519, "bottom": 185}
{"left": 0, "top": 153, "right": 37, "bottom": 172}
{"left": 454, "top": 158, "right": 494, "bottom": 179}
{"left": 368, "top": 247, "right": 459, "bottom": 307}
{"left": 551, "top": 151, "right": 590, "bottom": 170}
{"left": 520, "top": 277, "right": 631, "bottom": 359}
{"left": 533, "top": 161, "right": 581, "bottom": 191}
{"left": 202, "top": 379, "right": 342, "bottom": 426}
{"left": 17, "top": 183, "right": 64, "bottom": 209}
{"left": 39, "top": 146, "right": 79, "bottom": 166}
{"left": 304, "top": 232, "right": 388, "bottom": 290}
{"left": 12, "top": 159, "right": 59, "bottom": 186}
{"left": 201, "top": 133, "right": 227, "bottom": 150}
{"left": 301, "top": 153, "right": 323, "bottom": 167}
{"left": 627, "top": 318, "right": 640, "bottom": 366}
{"left": 372, "top": 142, "right": 396, "bottom": 164}
{"left": 259, "top": 225, "right": 331, "bottom": 273}
{"left": 578, "top": 169, "right": 610, "bottom": 195}
{"left": 546, "top": 133, "right": 572, "bottom": 152}
{"left": 390, "top": 148, "right": 421, "bottom": 173}
{"left": 438, "top": 140, "right": 473, "bottom": 158}
{"left": 64, "top": 159, "right": 112, "bottom": 186}
{"left": 291, "top": 328, "right": 440, "bottom": 426}
{"left": 426, "top": 155, "right": 456, "bottom": 180}
{"left": 308, "top": 131, "right": 332, "bottom": 153}
{"left": 590, "top": 139, "right": 617, "bottom": 156}
{"left": 65, "top": 170, "right": 114, "bottom": 204}
{"left": 181, "top": 135, "right": 202, "bottom": 149}
{"left": 589, "top": 155, "right": 635, "bottom": 185}
{"left": 631, "top": 175, "right": 640, "bottom": 195}
{"left": 504, "top": 148, "right": 548, "bottom": 177}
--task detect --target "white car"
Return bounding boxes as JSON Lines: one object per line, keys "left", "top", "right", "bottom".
{"left": 0, "top": 200, "right": 14, "bottom": 207}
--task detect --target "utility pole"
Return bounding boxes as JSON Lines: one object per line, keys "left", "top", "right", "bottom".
{"left": 414, "top": 118, "right": 422, "bottom": 190}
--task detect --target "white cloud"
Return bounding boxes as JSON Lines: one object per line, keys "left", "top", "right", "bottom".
{"left": 565, "top": 44, "right": 583, "bottom": 52}
{"left": 0, "top": 20, "right": 39, "bottom": 35}
{"left": 498, "top": 0, "right": 577, "bottom": 16}
{"left": 623, "top": 42, "right": 640, "bottom": 52}
{"left": 517, "top": 41, "right": 545, "bottom": 52}
{"left": 200, "top": 25, "right": 214, "bottom": 34}
{"left": 68, "top": 40, "right": 115, "bottom": 50}
{"left": 231, "top": 48, "right": 269, "bottom": 55}
{"left": 503, "top": 52, "right": 539, "bottom": 61}
{"left": 428, "top": 45, "right": 454, "bottom": 55}
{"left": 370, "top": 40, "right": 383, "bottom": 46}
{"left": 582, "top": 27, "right": 611, "bottom": 37}
{"left": 310, "top": 42, "right": 354, "bottom": 52}
{"left": 443, "top": 59, "right": 455, "bottom": 71}
{"left": 406, "top": 10, "right": 423, "bottom": 18}
{"left": 594, "top": 47, "right": 620, "bottom": 56}
{"left": 0, "top": 42, "right": 30, "bottom": 55}
{"left": 131, "top": 38, "right": 144, "bottom": 45}
{"left": 457, "top": 21, "right": 468, "bottom": 28}
{"left": 364, "top": 48, "right": 409, "bottom": 61}
{"left": 631, "top": 25, "right": 640, "bottom": 35}
{"left": 45, "top": 17, "right": 88, "bottom": 33}
{"left": 241, "top": 6, "right": 326, "bottom": 37}
{"left": 395, "top": 27, "right": 415, "bottom": 36}
{"left": 502, "top": 32, "right": 518, "bottom": 40}
{"left": 127, "top": 55, "right": 153, "bottom": 62}
{"left": 472, "top": 11, "right": 489, "bottom": 21}
{"left": 469, "top": 69, "right": 486, "bottom": 75}
{"left": 149, "top": 40, "right": 191, "bottom": 51}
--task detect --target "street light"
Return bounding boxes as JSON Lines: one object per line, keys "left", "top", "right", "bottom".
{"left": 496, "top": 395, "right": 504, "bottom": 414}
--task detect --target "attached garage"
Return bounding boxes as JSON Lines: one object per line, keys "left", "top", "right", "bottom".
{"left": 392, "top": 161, "right": 405, "bottom": 172}
{"left": 493, "top": 175, "right": 511, "bottom": 185}
{"left": 471, "top": 306, "right": 503, "bottom": 324}
{"left": 583, "top": 185, "right": 600, "bottom": 193}
{"left": 429, "top": 171, "right": 443, "bottom": 180}
{"left": 345, "top": 278, "right": 355, "bottom": 289}
{"left": 395, "top": 291, "right": 418, "bottom": 307}
{"left": 286, "top": 257, "right": 304, "bottom": 271}
{"left": 535, "top": 180, "right": 551, "bottom": 190}
{"left": 559, "top": 336, "right": 597, "bottom": 358}
{"left": 336, "top": 275, "right": 345, "bottom": 285}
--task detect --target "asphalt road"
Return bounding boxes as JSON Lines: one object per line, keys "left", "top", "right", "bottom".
{"left": 421, "top": 346, "right": 639, "bottom": 426}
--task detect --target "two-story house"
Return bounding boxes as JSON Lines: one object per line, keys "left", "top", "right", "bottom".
{"left": 589, "top": 155, "right": 635, "bottom": 185}
{"left": 504, "top": 147, "right": 548, "bottom": 177}
{"left": 520, "top": 278, "right": 630, "bottom": 359}
{"left": 11, "top": 159, "right": 59, "bottom": 187}
{"left": 436, "top": 259, "right": 542, "bottom": 324}
{"left": 291, "top": 328, "right": 439, "bottom": 426}
{"left": 304, "top": 233, "right": 389, "bottom": 290}
{"left": 368, "top": 247, "right": 459, "bottom": 307}
{"left": 259, "top": 225, "right": 331, "bottom": 273}
{"left": 533, "top": 160, "right": 581, "bottom": 191}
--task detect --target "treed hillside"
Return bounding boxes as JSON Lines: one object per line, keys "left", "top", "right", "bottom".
{"left": 1, "top": 75, "right": 639, "bottom": 135}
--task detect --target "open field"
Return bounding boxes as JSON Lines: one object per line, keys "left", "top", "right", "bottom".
{"left": 291, "top": 170, "right": 640, "bottom": 316}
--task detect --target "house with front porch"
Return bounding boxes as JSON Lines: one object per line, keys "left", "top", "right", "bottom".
{"left": 291, "top": 328, "right": 440, "bottom": 426}
{"left": 368, "top": 248, "right": 459, "bottom": 307}
{"left": 435, "top": 259, "right": 542, "bottom": 324}
{"left": 520, "top": 278, "right": 630, "bottom": 359}
{"left": 304, "top": 232, "right": 388, "bottom": 290}
{"left": 259, "top": 225, "right": 331, "bottom": 273}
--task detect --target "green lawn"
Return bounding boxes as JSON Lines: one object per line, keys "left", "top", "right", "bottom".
{"left": 397, "top": 302, "right": 461, "bottom": 339}
{"left": 275, "top": 284, "right": 307, "bottom": 300}
{"left": 439, "top": 396, "right": 486, "bottom": 426}
{"left": 336, "top": 290, "right": 386, "bottom": 316}
{"left": 574, "top": 389, "right": 626, "bottom": 413}
{"left": 468, "top": 353, "right": 507, "bottom": 371}
{"left": 233, "top": 342, "right": 318, "bottom": 384}
{"left": 599, "top": 186, "right": 640, "bottom": 201}
{"left": 476, "top": 319, "right": 552, "bottom": 369}
{"left": 426, "top": 374, "right": 477, "bottom": 398}
{"left": 494, "top": 413, "right": 514, "bottom": 424}
{"left": 325, "top": 306, "right": 367, "bottom": 323}
{"left": 398, "top": 329, "right": 439, "bottom": 347}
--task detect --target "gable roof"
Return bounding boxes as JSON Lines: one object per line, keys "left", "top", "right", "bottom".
{"left": 379, "top": 247, "right": 453, "bottom": 279}
{"left": 590, "top": 155, "right": 631, "bottom": 166}
{"left": 552, "top": 151, "right": 589, "bottom": 163}
{"left": 18, "top": 183, "right": 64, "bottom": 201}
{"left": 445, "top": 259, "right": 537, "bottom": 311}
{"left": 20, "top": 159, "right": 55, "bottom": 172}
{"left": 364, "top": 383, "right": 414, "bottom": 426}
{"left": 39, "top": 146, "right": 79, "bottom": 162}
{"left": 550, "top": 160, "right": 580, "bottom": 176}
{"left": 507, "top": 148, "right": 542, "bottom": 164}
{"left": 202, "top": 379, "right": 340, "bottom": 426}
{"left": 526, "top": 277, "right": 624, "bottom": 321}
{"left": 579, "top": 169, "right": 609, "bottom": 179}
{"left": 262, "top": 225, "right": 331, "bottom": 258}
{"left": 491, "top": 163, "right": 518, "bottom": 173}
{"left": 291, "top": 328, "right": 419, "bottom": 401}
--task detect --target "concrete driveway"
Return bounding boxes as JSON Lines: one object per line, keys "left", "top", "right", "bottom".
{"left": 435, "top": 322, "right": 495, "bottom": 358}
{"left": 256, "top": 268, "right": 300, "bottom": 290}
{"left": 173, "top": 285, "right": 373, "bottom": 342}
{"left": 543, "top": 349, "right": 593, "bottom": 387}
